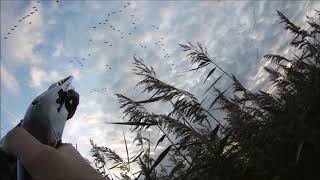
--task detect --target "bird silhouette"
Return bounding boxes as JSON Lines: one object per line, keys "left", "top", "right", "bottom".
{"left": 4, "top": 37, "right": 8, "bottom": 39}
{"left": 104, "top": 41, "right": 108, "bottom": 43}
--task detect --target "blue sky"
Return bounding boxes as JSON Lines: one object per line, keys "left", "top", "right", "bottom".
{"left": 1, "top": 0, "right": 319, "bottom": 176}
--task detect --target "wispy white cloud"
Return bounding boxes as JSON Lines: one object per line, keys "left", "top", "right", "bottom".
{"left": 53, "top": 41, "right": 64, "bottom": 57}
{"left": 1, "top": 1, "right": 45, "bottom": 66}
{"left": 29, "top": 66, "right": 63, "bottom": 91}
{"left": 0, "top": 64, "right": 20, "bottom": 95}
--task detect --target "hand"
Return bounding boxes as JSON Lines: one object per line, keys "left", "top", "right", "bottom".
{"left": 2, "top": 127, "right": 104, "bottom": 180}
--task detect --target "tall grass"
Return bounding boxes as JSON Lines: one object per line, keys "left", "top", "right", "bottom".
{"left": 90, "top": 10, "right": 320, "bottom": 180}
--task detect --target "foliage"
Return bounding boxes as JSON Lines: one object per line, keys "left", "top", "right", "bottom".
{"left": 90, "top": 10, "right": 320, "bottom": 180}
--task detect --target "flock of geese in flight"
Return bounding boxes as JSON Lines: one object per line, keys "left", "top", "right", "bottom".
{"left": 2, "top": 0, "right": 173, "bottom": 94}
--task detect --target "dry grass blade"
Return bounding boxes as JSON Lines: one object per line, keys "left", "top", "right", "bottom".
{"left": 123, "top": 132, "right": 130, "bottom": 171}
{"left": 204, "top": 67, "right": 216, "bottom": 83}
{"left": 149, "top": 145, "right": 172, "bottom": 174}
{"left": 154, "top": 134, "right": 166, "bottom": 151}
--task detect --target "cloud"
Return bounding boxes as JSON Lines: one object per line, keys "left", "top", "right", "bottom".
{"left": 0, "top": 64, "right": 20, "bottom": 95}
{"left": 29, "top": 66, "right": 63, "bottom": 90}
{"left": 53, "top": 41, "right": 64, "bottom": 57}
{"left": 1, "top": 1, "right": 45, "bottom": 66}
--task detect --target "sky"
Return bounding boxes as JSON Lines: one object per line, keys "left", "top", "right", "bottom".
{"left": 1, "top": 0, "right": 319, "bottom": 177}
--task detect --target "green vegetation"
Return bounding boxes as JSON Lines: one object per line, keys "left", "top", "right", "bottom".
{"left": 90, "top": 10, "right": 320, "bottom": 180}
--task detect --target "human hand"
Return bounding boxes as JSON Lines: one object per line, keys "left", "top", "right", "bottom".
{"left": 2, "top": 127, "right": 103, "bottom": 180}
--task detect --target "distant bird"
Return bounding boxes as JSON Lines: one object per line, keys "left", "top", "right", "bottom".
{"left": 29, "top": 22, "right": 32, "bottom": 24}
{"left": 89, "top": 39, "right": 93, "bottom": 42}
{"left": 56, "top": 0, "right": 59, "bottom": 2}
{"left": 33, "top": 6, "right": 36, "bottom": 8}
{"left": 127, "top": 3, "right": 130, "bottom": 5}
{"left": 161, "top": 37, "right": 164, "bottom": 39}
{"left": 92, "top": 26, "right": 96, "bottom": 28}
{"left": 109, "top": 44, "right": 112, "bottom": 46}
{"left": 109, "top": 67, "right": 112, "bottom": 69}
{"left": 123, "top": 6, "right": 126, "bottom": 8}
{"left": 106, "top": 65, "right": 109, "bottom": 66}
{"left": 112, "top": 11, "right": 116, "bottom": 14}
{"left": 4, "top": 37, "right": 8, "bottom": 39}
{"left": 118, "top": 30, "right": 120, "bottom": 32}
{"left": 128, "top": 33, "right": 132, "bottom": 35}
{"left": 7, "top": 32, "right": 10, "bottom": 34}
{"left": 105, "top": 19, "right": 108, "bottom": 21}
{"left": 130, "top": 14, "right": 134, "bottom": 17}
{"left": 162, "top": 49, "right": 165, "bottom": 51}
{"left": 26, "top": 15, "right": 30, "bottom": 17}
{"left": 109, "top": 25, "right": 112, "bottom": 28}
{"left": 37, "top": 1, "right": 40, "bottom": 3}
{"left": 14, "top": 25, "right": 18, "bottom": 27}
{"left": 99, "top": 22, "right": 102, "bottom": 24}
{"left": 18, "top": 20, "right": 22, "bottom": 22}
{"left": 10, "top": 28, "right": 14, "bottom": 30}
{"left": 88, "top": 54, "right": 91, "bottom": 56}
{"left": 82, "top": 58, "right": 86, "bottom": 60}
{"left": 121, "top": 37, "right": 124, "bottom": 39}
{"left": 107, "top": 13, "right": 110, "bottom": 16}
{"left": 22, "top": 17, "right": 26, "bottom": 19}
{"left": 134, "top": 27, "right": 137, "bottom": 29}
{"left": 30, "top": 12, "right": 34, "bottom": 14}
{"left": 35, "top": 9, "right": 38, "bottom": 11}
{"left": 132, "top": 22, "right": 135, "bottom": 24}
{"left": 104, "top": 41, "right": 108, "bottom": 43}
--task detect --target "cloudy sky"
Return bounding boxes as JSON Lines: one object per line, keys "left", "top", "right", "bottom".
{"left": 1, "top": 0, "right": 319, "bottom": 176}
